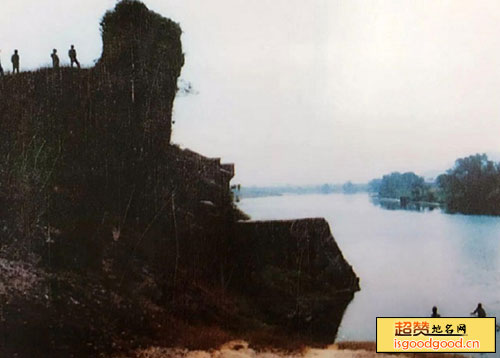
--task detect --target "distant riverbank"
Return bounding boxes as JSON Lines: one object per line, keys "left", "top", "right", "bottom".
{"left": 234, "top": 184, "right": 369, "bottom": 200}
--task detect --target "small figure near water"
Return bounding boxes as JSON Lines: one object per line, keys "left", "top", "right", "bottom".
{"left": 11, "top": 50, "right": 19, "bottom": 74}
{"left": 51, "top": 49, "right": 60, "bottom": 68}
{"left": 68, "top": 45, "right": 80, "bottom": 68}
{"left": 471, "top": 303, "right": 486, "bottom": 317}
{"left": 431, "top": 306, "right": 441, "bottom": 318}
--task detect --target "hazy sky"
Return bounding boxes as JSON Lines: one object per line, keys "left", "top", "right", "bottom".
{"left": 2, "top": 0, "right": 500, "bottom": 185}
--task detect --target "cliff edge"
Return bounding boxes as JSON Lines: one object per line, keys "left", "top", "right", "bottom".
{"left": 0, "top": 1, "right": 358, "bottom": 357}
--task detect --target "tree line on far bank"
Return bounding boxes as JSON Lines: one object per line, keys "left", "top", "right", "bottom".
{"left": 370, "top": 153, "right": 500, "bottom": 216}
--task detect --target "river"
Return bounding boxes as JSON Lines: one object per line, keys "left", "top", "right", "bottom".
{"left": 238, "top": 193, "right": 500, "bottom": 354}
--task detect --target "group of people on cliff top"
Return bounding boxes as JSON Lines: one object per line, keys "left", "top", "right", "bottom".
{"left": 431, "top": 303, "right": 487, "bottom": 318}
{"left": 0, "top": 45, "right": 80, "bottom": 76}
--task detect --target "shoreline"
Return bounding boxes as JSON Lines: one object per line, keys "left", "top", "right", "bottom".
{"left": 131, "top": 340, "right": 470, "bottom": 358}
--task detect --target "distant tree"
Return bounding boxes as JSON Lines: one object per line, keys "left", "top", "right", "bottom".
{"left": 342, "top": 181, "right": 356, "bottom": 194}
{"left": 368, "top": 178, "right": 382, "bottom": 193}
{"left": 437, "top": 154, "right": 500, "bottom": 215}
{"left": 320, "top": 184, "right": 332, "bottom": 194}
{"left": 377, "top": 172, "right": 428, "bottom": 200}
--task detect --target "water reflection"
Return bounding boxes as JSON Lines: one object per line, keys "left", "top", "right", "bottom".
{"left": 371, "top": 196, "right": 441, "bottom": 212}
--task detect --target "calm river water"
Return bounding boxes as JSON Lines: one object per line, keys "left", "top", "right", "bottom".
{"left": 238, "top": 193, "right": 500, "bottom": 354}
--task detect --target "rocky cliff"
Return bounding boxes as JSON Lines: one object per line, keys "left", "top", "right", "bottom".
{"left": 0, "top": 1, "right": 358, "bottom": 357}
{"left": 233, "top": 219, "right": 359, "bottom": 343}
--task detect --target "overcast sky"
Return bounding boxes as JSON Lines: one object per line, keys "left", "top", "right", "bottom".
{"left": 2, "top": 0, "right": 500, "bottom": 185}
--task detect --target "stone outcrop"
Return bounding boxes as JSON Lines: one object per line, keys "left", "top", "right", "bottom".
{"left": 0, "top": 1, "right": 358, "bottom": 357}
{"left": 232, "top": 219, "right": 358, "bottom": 343}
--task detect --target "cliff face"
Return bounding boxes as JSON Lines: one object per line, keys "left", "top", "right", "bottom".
{"left": 0, "top": 1, "right": 184, "bottom": 248}
{"left": 0, "top": 1, "right": 358, "bottom": 357}
{"left": 233, "top": 219, "right": 359, "bottom": 344}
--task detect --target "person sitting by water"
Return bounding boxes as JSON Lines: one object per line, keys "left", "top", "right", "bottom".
{"left": 471, "top": 303, "right": 486, "bottom": 317}
{"left": 431, "top": 306, "right": 441, "bottom": 317}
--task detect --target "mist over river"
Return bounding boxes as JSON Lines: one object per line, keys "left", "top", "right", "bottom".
{"left": 237, "top": 193, "right": 500, "bottom": 353}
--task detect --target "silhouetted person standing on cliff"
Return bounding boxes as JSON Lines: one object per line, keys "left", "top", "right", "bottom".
{"left": 471, "top": 303, "right": 486, "bottom": 317}
{"left": 51, "top": 49, "right": 60, "bottom": 68}
{"left": 68, "top": 45, "right": 80, "bottom": 68}
{"left": 11, "top": 50, "right": 19, "bottom": 74}
{"left": 431, "top": 306, "right": 441, "bottom": 318}
{"left": 0, "top": 50, "right": 4, "bottom": 77}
